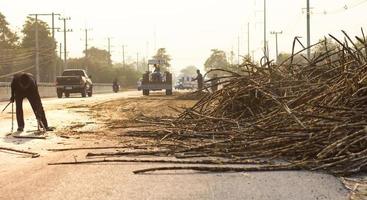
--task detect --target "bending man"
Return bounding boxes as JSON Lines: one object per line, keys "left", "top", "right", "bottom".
{"left": 10, "top": 72, "right": 52, "bottom": 132}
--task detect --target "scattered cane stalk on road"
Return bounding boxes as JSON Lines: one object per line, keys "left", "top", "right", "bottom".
{"left": 113, "top": 31, "right": 367, "bottom": 176}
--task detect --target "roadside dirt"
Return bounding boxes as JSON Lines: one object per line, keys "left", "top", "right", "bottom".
{"left": 0, "top": 92, "right": 356, "bottom": 199}
{"left": 61, "top": 91, "right": 365, "bottom": 200}
{"left": 57, "top": 92, "right": 197, "bottom": 142}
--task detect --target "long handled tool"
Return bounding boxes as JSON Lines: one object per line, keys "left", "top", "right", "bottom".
{"left": 11, "top": 102, "right": 14, "bottom": 133}
{"left": 1, "top": 101, "right": 11, "bottom": 113}
{"left": 35, "top": 110, "right": 46, "bottom": 134}
{"left": 37, "top": 119, "right": 46, "bottom": 133}
{"left": 2, "top": 101, "right": 14, "bottom": 135}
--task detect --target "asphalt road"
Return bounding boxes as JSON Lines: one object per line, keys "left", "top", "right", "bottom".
{"left": 0, "top": 91, "right": 349, "bottom": 200}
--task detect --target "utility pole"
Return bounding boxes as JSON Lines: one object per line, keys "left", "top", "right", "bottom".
{"left": 59, "top": 42, "right": 62, "bottom": 75}
{"left": 264, "top": 0, "right": 267, "bottom": 58}
{"left": 51, "top": 13, "right": 60, "bottom": 80}
{"left": 270, "top": 31, "right": 283, "bottom": 62}
{"left": 30, "top": 13, "right": 60, "bottom": 82}
{"left": 237, "top": 35, "right": 240, "bottom": 66}
{"left": 136, "top": 52, "right": 139, "bottom": 71}
{"left": 122, "top": 45, "right": 126, "bottom": 67}
{"left": 247, "top": 22, "right": 250, "bottom": 58}
{"left": 306, "top": 0, "right": 311, "bottom": 59}
{"left": 59, "top": 17, "right": 71, "bottom": 71}
{"left": 59, "top": 43, "right": 62, "bottom": 59}
{"left": 230, "top": 46, "right": 234, "bottom": 65}
{"left": 108, "top": 38, "right": 111, "bottom": 56}
{"left": 153, "top": 26, "right": 157, "bottom": 52}
{"left": 146, "top": 41, "right": 149, "bottom": 59}
{"left": 84, "top": 29, "right": 90, "bottom": 73}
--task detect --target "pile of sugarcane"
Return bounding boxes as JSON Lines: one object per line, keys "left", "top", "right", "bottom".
{"left": 124, "top": 31, "right": 367, "bottom": 176}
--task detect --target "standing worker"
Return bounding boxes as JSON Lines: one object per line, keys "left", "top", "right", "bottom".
{"left": 210, "top": 74, "right": 219, "bottom": 92}
{"left": 193, "top": 69, "right": 203, "bottom": 90}
{"left": 10, "top": 72, "right": 52, "bottom": 132}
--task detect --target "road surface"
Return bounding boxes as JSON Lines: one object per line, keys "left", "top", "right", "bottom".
{"left": 0, "top": 91, "right": 349, "bottom": 200}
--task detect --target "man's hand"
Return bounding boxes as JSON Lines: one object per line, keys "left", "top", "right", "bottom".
{"left": 10, "top": 97, "right": 14, "bottom": 103}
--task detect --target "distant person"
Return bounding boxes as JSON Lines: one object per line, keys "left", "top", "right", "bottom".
{"left": 113, "top": 78, "right": 118, "bottom": 86}
{"left": 112, "top": 78, "right": 119, "bottom": 92}
{"left": 153, "top": 64, "right": 160, "bottom": 73}
{"left": 10, "top": 72, "right": 52, "bottom": 132}
{"left": 211, "top": 74, "right": 219, "bottom": 92}
{"left": 193, "top": 69, "right": 203, "bottom": 90}
{"left": 152, "top": 64, "right": 162, "bottom": 82}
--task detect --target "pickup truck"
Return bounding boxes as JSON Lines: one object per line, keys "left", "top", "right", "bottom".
{"left": 56, "top": 69, "right": 93, "bottom": 98}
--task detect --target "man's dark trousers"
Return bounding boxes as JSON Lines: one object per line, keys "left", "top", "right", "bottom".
{"left": 15, "top": 93, "right": 48, "bottom": 129}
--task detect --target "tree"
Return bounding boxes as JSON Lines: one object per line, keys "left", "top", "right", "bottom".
{"left": 0, "top": 12, "right": 18, "bottom": 49}
{"left": 204, "top": 49, "right": 230, "bottom": 72}
{"left": 21, "top": 17, "right": 57, "bottom": 82}
{"left": 0, "top": 12, "right": 19, "bottom": 80}
{"left": 85, "top": 47, "right": 112, "bottom": 67}
{"left": 312, "top": 38, "right": 339, "bottom": 56}
{"left": 152, "top": 48, "right": 171, "bottom": 72}
{"left": 179, "top": 65, "right": 197, "bottom": 77}
{"left": 114, "top": 63, "right": 141, "bottom": 87}
{"left": 68, "top": 47, "right": 112, "bottom": 82}
{"left": 68, "top": 47, "right": 142, "bottom": 85}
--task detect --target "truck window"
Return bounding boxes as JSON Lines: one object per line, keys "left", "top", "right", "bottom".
{"left": 62, "top": 70, "right": 85, "bottom": 76}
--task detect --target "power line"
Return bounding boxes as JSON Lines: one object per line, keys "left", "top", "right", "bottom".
{"left": 122, "top": 45, "right": 127, "bottom": 67}
{"left": 108, "top": 37, "right": 111, "bottom": 56}
{"left": 136, "top": 52, "right": 139, "bottom": 71}
{"left": 237, "top": 35, "right": 240, "bottom": 65}
{"left": 313, "top": 0, "right": 367, "bottom": 15}
{"left": 247, "top": 22, "right": 250, "bottom": 58}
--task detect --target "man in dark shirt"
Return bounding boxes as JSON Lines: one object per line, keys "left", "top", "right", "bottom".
{"left": 210, "top": 74, "right": 219, "bottom": 92}
{"left": 10, "top": 72, "right": 51, "bottom": 132}
{"left": 193, "top": 69, "right": 203, "bottom": 90}
{"left": 152, "top": 64, "right": 162, "bottom": 82}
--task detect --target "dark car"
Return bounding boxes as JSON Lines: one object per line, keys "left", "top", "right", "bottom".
{"left": 56, "top": 69, "right": 93, "bottom": 98}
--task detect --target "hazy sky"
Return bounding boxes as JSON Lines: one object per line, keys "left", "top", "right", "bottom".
{"left": 1, "top": 0, "right": 366, "bottom": 73}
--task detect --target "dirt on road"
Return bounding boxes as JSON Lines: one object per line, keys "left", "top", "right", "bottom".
{"left": 0, "top": 91, "right": 362, "bottom": 200}
{"left": 58, "top": 92, "right": 197, "bottom": 141}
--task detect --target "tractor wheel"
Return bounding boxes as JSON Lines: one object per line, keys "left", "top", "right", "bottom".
{"left": 143, "top": 89, "right": 150, "bottom": 96}
{"left": 65, "top": 92, "right": 70, "bottom": 98}
{"left": 166, "top": 89, "right": 172, "bottom": 95}
{"left": 57, "top": 89, "right": 63, "bottom": 98}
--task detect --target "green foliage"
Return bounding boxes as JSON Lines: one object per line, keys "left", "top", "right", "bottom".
{"left": 0, "top": 12, "right": 19, "bottom": 80}
{"left": 84, "top": 47, "right": 112, "bottom": 67}
{"left": 277, "top": 53, "right": 292, "bottom": 65}
{"left": 68, "top": 47, "right": 142, "bottom": 86}
{"left": 136, "top": 59, "right": 148, "bottom": 73}
{"left": 114, "top": 63, "right": 142, "bottom": 87}
{"left": 179, "top": 65, "right": 197, "bottom": 77}
{"left": 204, "top": 49, "right": 230, "bottom": 72}
{"left": 152, "top": 48, "right": 171, "bottom": 72}
{"left": 0, "top": 12, "right": 18, "bottom": 49}
{"left": 312, "top": 38, "right": 339, "bottom": 56}
{"left": 21, "top": 17, "right": 57, "bottom": 82}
